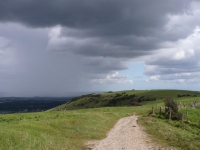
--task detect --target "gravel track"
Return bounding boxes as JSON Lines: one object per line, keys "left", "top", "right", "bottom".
{"left": 86, "top": 115, "right": 176, "bottom": 150}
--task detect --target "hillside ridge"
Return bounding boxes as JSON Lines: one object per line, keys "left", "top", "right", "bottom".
{"left": 50, "top": 89, "right": 200, "bottom": 111}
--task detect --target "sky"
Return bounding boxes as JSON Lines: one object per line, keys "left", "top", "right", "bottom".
{"left": 1, "top": 0, "right": 200, "bottom": 97}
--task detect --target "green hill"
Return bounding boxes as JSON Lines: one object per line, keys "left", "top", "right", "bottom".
{"left": 50, "top": 89, "right": 200, "bottom": 111}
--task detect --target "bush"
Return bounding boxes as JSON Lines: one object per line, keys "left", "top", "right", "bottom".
{"left": 131, "top": 101, "right": 139, "bottom": 106}
{"left": 164, "top": 99, "right": 182, "bottom": 120}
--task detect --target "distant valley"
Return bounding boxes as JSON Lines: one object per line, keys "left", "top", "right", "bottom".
{"left": 0, "top": 97, "right": 72, "bottom": 114}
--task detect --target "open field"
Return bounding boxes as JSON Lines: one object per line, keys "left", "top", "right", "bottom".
{"left": 0, "top": 107, "right": 136, "bottom": 150}
{"left": 0, "top": 90, "right": 200, "bottom": 149}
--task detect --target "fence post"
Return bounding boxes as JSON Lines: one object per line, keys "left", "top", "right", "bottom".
{"left": 156, "top": 105, "right": 158, "bottom": 114}
{"left": 169, "top": 107, "right": 171, "bottom": 120}
{"left": 152, "top": 105, "right": 155, "bottom": 114}
{"left": 186, "top": 111, "right": 188, "bottom": 122}
{"left": 181, "top": 113, "right": 184, "bottom": 123}
{"left": 159, "top": 106, "right": 162, "bottom": 117}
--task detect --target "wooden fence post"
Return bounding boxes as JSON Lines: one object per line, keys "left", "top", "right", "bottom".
{"left": 156, "top": 105, "right": 158, "bottom": 114}
{"left": 152, "top": 105, "right": 155, "bottom": 114}
{"left": 169, "top": 107, "right": 171, "bottom": 120}
{"left": 181, "top": 113, "right": 184, "bottom": 123}
{"left": 186, "top": 111, "right": 188, "bottom": 122}
{"left": 159, "top": 106, "right": 162, "bottom": 117}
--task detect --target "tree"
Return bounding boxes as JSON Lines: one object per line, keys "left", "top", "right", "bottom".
{"left": 164, "top": 98, "right": 182, "bottom": 120}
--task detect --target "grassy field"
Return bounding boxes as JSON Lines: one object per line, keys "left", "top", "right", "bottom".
{"left": 0, "top": 90, "right": 200, "bottom": 150}
{"left": 137, "top": 96, "right": 200, "bottom": 150}
{"left": 0, "top": 107, "right": 136, "bottom": 150}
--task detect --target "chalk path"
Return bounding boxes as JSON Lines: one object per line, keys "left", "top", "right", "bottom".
{"left": 86, "top": 115, "right": 176, "bottom": 150}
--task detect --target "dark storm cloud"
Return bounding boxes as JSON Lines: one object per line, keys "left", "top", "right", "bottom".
{"left": 83, "top": 57, "right": 128, "bottom": 73}
{"left": 0, "top": 0, "right": 189, "bottom": 28}
{"left": 71, "top": 35, "right": 159, "bottom": 58}
{"left": 0, "top": 0, "right": 192, "bottom": 52}
{"left": 0, "top": 0, "right": 197, "bottom": 65}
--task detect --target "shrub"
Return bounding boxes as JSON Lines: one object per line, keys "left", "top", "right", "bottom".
{"left": 131, "top": 101, "right": 139, "bottom": 106}
{"left": 164, "top": 99, "right": 182, "bottom": 120}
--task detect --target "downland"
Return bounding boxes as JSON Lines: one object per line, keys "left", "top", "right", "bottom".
{"left": 0, "top": 90, "right": 200, "bottom": 149}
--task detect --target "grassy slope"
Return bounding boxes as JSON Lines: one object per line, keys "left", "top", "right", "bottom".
{"left": 0, "top": 107, "right": 136, "bottom": 150}
{"left": 51, "top": 89, "right": 200, "bottom": 111}
{"left": 0, "top": 90, "right": 200, "bottom": 150}
{"left": 137, "top": 96, "right": 200, "bottom": 150}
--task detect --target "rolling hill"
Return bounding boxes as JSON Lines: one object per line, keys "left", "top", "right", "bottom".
{"left": 50, "top": 89, "right": 200, "bottom": 111}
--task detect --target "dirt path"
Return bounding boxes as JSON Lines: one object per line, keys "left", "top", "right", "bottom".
{"left": 86, "top": 115, "right": 175, "bottom": 150}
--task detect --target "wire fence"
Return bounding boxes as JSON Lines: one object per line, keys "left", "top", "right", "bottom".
{"left": 150, "top": 104, "right": 200, "bottom": 126}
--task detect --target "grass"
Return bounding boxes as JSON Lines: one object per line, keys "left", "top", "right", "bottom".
{"left": 1, "top": 90, "right": 200, "bottom": 149}
{"left": 138, "top": 115, "right": 200, "bottom": 150}
{"left": 0, "top": 107, "right": 136, "bottom": 150}
{"left": 138, "top": 97, "right": 200, "bottom": 150}
{"left": 180, "top": 108, "right": 200, "bottom": 124}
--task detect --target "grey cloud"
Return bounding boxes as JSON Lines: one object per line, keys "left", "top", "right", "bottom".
{"left": 145, "top": 55, "right": 200, "bottom": 76}
{"left": 35, "top": 0, "right": 196, "bottom": 59}
{"left": 0, "top": 0, "right": 190, "bottom": 28}
{"left": 144, "top": 24, "right": 200, "bottom": 84}
{"left": 146, "top": 58, "right": 200, "bottom": 73}
{"left": 0, "top": 0, "right": 194, "bottom": 59}
{"left": 0, "top": 23, "right": 136, "bottom": 96}
{"left": 0, "top": 23, "right": 87, "bottom": 96}
{"left": 161, "top": 73, "right": 200, "bottom": 81}
{"left": 0, "top": 0, "right": 194, "bottom": 54}
{"left": 83, "top": 57, "right": 128, "bottom": 73}
{"left": 47, "top": 26, "right": 157, "bottom": 58}
{"left": 145, "top": 66, "right": 200, "bottom": 76}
